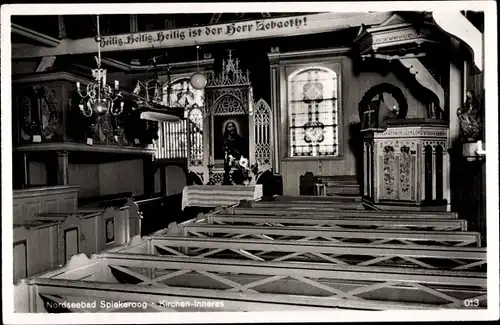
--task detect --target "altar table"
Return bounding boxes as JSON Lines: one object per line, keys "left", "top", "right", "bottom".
{"left": 181, "top": 185, "right": 263, "bottom": 210}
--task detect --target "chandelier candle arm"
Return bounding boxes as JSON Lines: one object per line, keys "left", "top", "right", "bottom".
{"left": 76, "top": 15, "right": 123, "bottom": 117}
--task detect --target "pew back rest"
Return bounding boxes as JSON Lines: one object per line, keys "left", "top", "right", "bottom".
{"left": 13, "top": 185, "right": 79, "bottom": 224}
{"left": 13, "top": 222, "right": 59, "bottom": 283}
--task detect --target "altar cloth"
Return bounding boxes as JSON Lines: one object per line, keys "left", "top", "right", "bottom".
{"left": 181, "top": 184, "right": 263, "bottom": 210}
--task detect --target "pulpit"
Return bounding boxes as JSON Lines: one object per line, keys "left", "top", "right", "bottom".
{"left": 362, "top": 120, "right": 449, "bottom": 210}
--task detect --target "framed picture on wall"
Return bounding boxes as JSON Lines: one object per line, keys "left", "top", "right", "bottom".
{"left": 213, "top": 115, "right": 250, "bottom": 163}
{"left": 105, "top": 218, "right": 115, "bottom": 244}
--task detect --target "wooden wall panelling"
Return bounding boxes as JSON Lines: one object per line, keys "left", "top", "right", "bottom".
{"left": 13, "top": 185, "right": 79, "bottom": 224}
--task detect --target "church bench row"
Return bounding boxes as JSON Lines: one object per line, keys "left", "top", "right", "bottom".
{"left": 14, "top": 252, "right": 486, "bottom": 312}
{"left": 250, "top": 200, "right": 365, "bottom": 210}
{"left": 13, "top": 206, "right": 131, "bottom": 284}
{"left": 115, "top": 235, "right": 486, "bottom": 271}
{"left": 225, "top": 207, "right": 459, "bottom": 219}
{"left": 169, "top": 223, "right": 481, "bottom": 247}
{"left": 201, "top": 214, "right": 468, "bottom": 231}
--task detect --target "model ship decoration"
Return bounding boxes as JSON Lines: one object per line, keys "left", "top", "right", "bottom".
{"left": 131, "top": 55, "right": 184, "bottom": 122}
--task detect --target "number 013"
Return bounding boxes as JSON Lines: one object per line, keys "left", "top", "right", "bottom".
{"left": 463, "top": 299, "right": 480, "bottom": 307}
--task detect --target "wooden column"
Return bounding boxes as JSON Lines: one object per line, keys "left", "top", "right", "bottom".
{"left": 363, "top": 142, "right": 368, "bottom": 197}
{"left": 270, "top": 64, "right": 280, "bottom": 175}
{"left": 56, "top": 151, "right": 69, "bottom": 185}
{"left": 142, "top": 155, "right": 155, "bottom": 197}
{"left": 160, "top": 166, "right": 167, "bottom": 196}
{"left": 448, "top": 42, "right": 464, "bottom": 212}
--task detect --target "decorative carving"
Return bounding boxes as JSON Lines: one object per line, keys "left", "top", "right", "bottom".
{"left": 206, "top": 50, "right": 251, "bottom": 88}
{"left": 253, "top": 99, "right": 272, "bottom": 171}
{"left": 399, "top": 145, "right": 412, "bottom": 200}
{"left": 212, "top": 95, "right": 246, "bottom": 116}
{"left": 19, "top": 85, "right": 60, "bottom": 141}
{"left": 377, "top": 126, "right": 448, "bottom": 139}
{"left": 187, "top": 106, "right": 204, "bottom": 167}
{"left": 364, "top": 122, "right": 449, "bottom": 207}
{"left": 457, "top": 90, "right": 483, "bottom": 142}
{"left": 382, "top": 145, "right": 397, "bottom": 199}
{"left": 209, "top": 172, "right": 225, "bottom": 185}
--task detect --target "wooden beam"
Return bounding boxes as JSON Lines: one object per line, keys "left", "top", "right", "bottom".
{"left": 12, "top": 12, "right": 392, "bottom": 59}
{"left": 432, "top": 11, "right": 483, "bottom": 72}
{"left": 11, "top": 23, "right": 61, "bottom": 47}
{"left": 129, "top": 14, "right": 138, "bottom": 33}
{"left": 13, "top": 142, "right": 155, "bottom": 155}
{"left": 57, "top": 16, "right": 66, "bottom": 39}
{"left": 399, "top": 57, "right": 445, "bottom": 111}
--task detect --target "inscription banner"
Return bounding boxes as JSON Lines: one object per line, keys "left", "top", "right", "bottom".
{"left": 12, "top": 12, "right": 392, "bottom": 59}
{"left": 100, "top": 17, "right": 308, "bottom": 49}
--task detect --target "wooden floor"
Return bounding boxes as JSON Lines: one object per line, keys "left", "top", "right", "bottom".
{"left": 15, "top": 195, "right": 487, "bottom": 312}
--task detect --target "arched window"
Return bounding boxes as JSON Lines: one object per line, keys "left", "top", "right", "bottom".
{"left": 154, "top": 78, "right": 204, "bottom": 160}
{"left": 287, "top": 67, "right": 339, "bottom": 157}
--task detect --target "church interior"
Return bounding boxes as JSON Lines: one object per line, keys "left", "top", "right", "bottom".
{"left": 6, "top": 9, "right": 491, "bottom": 314}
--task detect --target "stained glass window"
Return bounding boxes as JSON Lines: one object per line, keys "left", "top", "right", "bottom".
{"left": 288, "top": 67, "right": 339, "bottom": 157}
{"left": 155, "top": 78, "right": 204, "bottom": 161}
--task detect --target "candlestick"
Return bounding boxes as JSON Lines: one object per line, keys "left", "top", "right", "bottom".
{"left": 76, "top": 82, "right": 80, "bottom": 91}
{"left": 115, "top": 80, "right": 119, "bottom": 90}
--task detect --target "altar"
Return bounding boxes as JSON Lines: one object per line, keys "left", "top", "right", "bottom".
{"left": 181, "top": 184, "right": 263, "bottom": 210}
{"left": 184, "top": 50, "right": 274, "bottom": 187}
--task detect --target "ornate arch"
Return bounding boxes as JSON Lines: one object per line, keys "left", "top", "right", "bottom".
{"left": 253, "top": 98, "right": 273, "bottom": 173}
{"left": 210, "top": 93, "right": 246, "bottom": 116}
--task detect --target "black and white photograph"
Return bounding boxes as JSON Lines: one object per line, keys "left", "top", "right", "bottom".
{"left": 1, "top": 1, "right": 498, "bottom": 323}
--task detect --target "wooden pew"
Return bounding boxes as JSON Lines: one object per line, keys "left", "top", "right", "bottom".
{"left": 173, "top": 223, "right": 481, "bottom": 247}
{"left": 202, "top": 214, "right": 468, "bottom": 231}
{"left": 251, "top": 200, "right": 364, "bottom": 210}
{"left": 13, "top": 185, "right": 79, "bottom": 224}
{"left": 225, "top": 207, "right": 459, "bottom": 219}
{"left": 14, "top": 252, "right": 486, "bottom": 312}
{"left": 117, "top": 235, "right": 486, "bottom": 271}
{"left": 12, "top": 207, "right": 131, "bottom": 283}
{"left": 124, "top": 196, "right": 177, "bottom": 236}
{"left": 13, "top": 220, "right": 60, "bottom": 283}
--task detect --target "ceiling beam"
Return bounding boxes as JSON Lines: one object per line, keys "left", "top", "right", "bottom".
{"left": 11, "top": 23, "right": 61, "bottom": 48}
{"left": 11, "top": 12, "right": 392, "bottom": 59}
{"left": 100, "top": 57, "right": 214, "bottom": 72}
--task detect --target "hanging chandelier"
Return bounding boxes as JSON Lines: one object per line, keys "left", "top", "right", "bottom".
{"left": 190, "top": 45, "right": 207, "bottom": 90}
{"left": 77, "top": 15, "right": 123, "bottom": 117}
